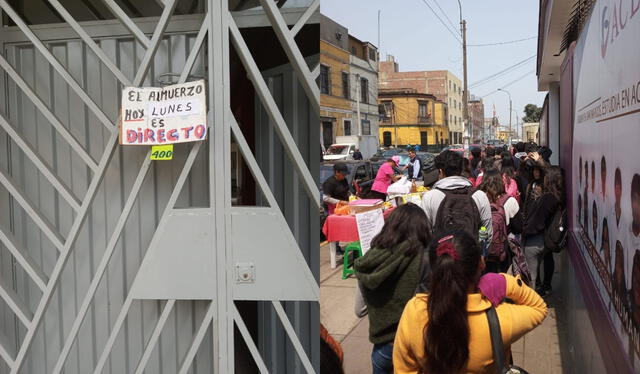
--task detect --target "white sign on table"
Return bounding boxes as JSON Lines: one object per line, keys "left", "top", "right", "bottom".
{"left": 356, "top": 209, "right": 385, "bottom": 254}
{"left": 120, "top": 80, "right": 207, "bottom": 145}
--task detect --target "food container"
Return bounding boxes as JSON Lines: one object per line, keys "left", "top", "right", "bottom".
{"left": 348, "top": 199, "right": 384, "bottom": 215}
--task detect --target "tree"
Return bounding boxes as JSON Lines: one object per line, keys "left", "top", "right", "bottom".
{"left": 522, "top": 104, "right": 543, "bottom": 123}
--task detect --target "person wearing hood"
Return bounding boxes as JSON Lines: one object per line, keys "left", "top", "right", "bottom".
{"left": 420, "top": 150, "right": 493, "bottom": 241}
{"left": 353, "top": 204, "right": 432, "bottom": 374}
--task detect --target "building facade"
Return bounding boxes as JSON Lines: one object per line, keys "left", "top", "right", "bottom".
{"left": 320, "top": 15, "right": 352, "bottom": 150}
{"left": 522, "top": 122, "right": 539, "bottom": 143}
{"left": 378, "top": 56, "right": 464, "bottom": 144}
{"left": 484, "top": 117, "right": 498, "bottom": 141}
{"left": 468, "top": 97, "right": 485, "bottom": 143}
{"left": 378, "top": 89, "right": 449, "bottom": 150}
{"left": 348, "top": 35, "right": 379, "bottom": 149}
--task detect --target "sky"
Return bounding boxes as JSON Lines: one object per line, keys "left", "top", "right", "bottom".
{"left": 320, "top": 0, "right": 547, "bottom": 133}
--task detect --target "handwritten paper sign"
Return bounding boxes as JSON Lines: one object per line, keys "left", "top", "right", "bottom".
{"left": 356, "top": 209, "right": 385, "bottom": 254}
{"left": 120, "top": 80, "right": 207, "bottom": 145}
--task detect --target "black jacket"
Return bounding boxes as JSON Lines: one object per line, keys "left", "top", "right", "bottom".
{"left": 523, "top": 192, "right": 559, "bottom": 237}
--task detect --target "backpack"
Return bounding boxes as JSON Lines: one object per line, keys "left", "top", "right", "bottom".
{"left": 545, "top": 207, "right": 567, "bottom": 252}
{"left": 434, "top": 187, "right": 481, "bottom": 239}
{"left": 509, "top": 238, "right": 531, "bottom": 286}
{"left": 488, "top": 195, "right": 510, "bottom": 262}
{"left": 503, "top": 176, "right": 520, "bottom": 203}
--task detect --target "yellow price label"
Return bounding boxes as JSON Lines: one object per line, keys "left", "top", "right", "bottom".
{"left": 150, "top": 144, "right": 174, "bottom": 160}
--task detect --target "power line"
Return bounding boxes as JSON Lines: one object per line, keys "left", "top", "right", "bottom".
{"left": 480, "top": 69, "right": 536, "bottom": 98}
{"left": 432, "top": 0, "right": 458, "bottom": 32}
{"left": 468, "top": 36, "right": 537, "bottom": 47}
{"left": 418, "top": 0, "right": 462, "bottom": 44}
{"left": 469, "top": 55, "right": 536, "bottom": 88}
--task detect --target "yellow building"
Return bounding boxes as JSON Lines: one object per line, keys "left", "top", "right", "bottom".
{"left": 378, "top": 89, "right": 450, "bottom": 149}
{"left": 497, "top": 126, "right": 515, "bottom": 142}
{"left": 320, "top": 17, "right": 353, "bottom": 150}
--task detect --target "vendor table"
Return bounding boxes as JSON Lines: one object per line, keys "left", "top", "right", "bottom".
{"left": 322, "top": 208, "right": 394, "bottom": 269}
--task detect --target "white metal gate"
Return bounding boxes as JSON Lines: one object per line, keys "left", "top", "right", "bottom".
{"left": 0, "top": 0, "right": 320, "bottom": 372}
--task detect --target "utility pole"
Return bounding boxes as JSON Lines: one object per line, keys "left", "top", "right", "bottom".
{"left": 356, "top": 73, "right": 362, "bottom": 135}
{"left": 498, "top": 88, "right": 513, "bottom": 148}
{"left": 378, "top": 10, "right": 381, "bottom": 54}
{"left": 393, "top": 103, "right": 398, "bottom": 148}
{"left": 456, "top": 0, "right": 469, "bottom": 149}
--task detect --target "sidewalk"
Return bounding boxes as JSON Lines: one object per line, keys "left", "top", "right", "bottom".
{"left": 320, "top": 242, "right": 569, "bottom": 373}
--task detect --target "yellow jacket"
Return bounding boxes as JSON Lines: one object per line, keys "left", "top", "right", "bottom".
{"left": 393, "top": 274, "right": 547, "bottom": 373}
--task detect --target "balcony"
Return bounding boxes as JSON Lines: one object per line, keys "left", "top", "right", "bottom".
{"left": 417, "top": 115, "right": 433, "bottom": 124}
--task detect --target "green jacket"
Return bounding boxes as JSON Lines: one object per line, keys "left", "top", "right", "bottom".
{"left": 354, "top": 243, "right": 421, "bottom": 344}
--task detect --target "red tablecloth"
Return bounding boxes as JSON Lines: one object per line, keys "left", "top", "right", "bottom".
{"left": 322, "top": 208, "right": 394, "bottom": 243}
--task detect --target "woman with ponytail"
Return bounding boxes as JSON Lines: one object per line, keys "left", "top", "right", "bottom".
{"left": 393, "top": 231, "right": 547, "bottom": 373}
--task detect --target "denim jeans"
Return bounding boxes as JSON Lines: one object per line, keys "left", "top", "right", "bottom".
{"left": 371, "top": 342, "right": 394, "bottom": 374}
{"left": 523, "top": 234, "right": 545, "bottom": 288}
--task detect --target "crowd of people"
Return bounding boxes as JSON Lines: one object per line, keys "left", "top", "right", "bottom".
{"left": 322, "top": 142, "right": 567, "bottom": 374}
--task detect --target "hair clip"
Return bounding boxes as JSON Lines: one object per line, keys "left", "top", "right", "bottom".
{"left": 438, "top": 235, "right": 454, "bottom": 244}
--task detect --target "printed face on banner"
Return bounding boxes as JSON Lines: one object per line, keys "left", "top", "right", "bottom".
{"left": 120, "top": 80, "right": 207, "bottom": 145}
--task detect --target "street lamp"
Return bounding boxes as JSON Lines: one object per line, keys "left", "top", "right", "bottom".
{"left": 511, "top": 109, "right": 519, "bottom": 140}
{"left": 497, "top": 88, "right": 512, "bottom": 147}
{"left": 457, "top": 0, "right": 469, "bottom": 147}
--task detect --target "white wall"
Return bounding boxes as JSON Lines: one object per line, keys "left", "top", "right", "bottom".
{"left": 349, "top": 55, "right": 379, "bottom": 142}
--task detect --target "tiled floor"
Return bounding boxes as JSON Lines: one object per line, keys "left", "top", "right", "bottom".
{"left": 319, "top": 242, "right": 569, "bottom": 373}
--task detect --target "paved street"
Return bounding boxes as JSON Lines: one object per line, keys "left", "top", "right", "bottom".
{"left": 320, "top": 242, "right": 571, "bottom": 373}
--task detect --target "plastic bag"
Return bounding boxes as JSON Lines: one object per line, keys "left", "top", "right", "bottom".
{"left": 387, "top": 176, "right": 412, "bottom": 196}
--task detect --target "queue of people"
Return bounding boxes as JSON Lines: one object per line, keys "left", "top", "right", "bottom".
{"left": 323, "top": 142, "right": 566, "bottom": 373}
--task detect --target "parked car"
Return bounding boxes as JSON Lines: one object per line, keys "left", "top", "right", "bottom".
{"left": 369, "top": 148, "right": 405, "bottom": 162}
{"left": 323, "top": 143, "right": 357, "bottom": 161}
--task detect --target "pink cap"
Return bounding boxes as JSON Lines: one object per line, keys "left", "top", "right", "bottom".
{"left": 391, "top": 155, "right": 401, "bottom": 166}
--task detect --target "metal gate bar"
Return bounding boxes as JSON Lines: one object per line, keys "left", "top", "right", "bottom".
{"left": 0, "top": 54, "right": 99, "bottom": 170}
{"left": 228, "top": 14, "right": 319, "bottom": 209}
{"left": 0, "top": 0, "right": 115, "bottom": 130}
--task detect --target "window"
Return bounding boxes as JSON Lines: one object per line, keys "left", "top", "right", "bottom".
{"left": 459, "top": 87, "right": 462, "bottom": 95}
{"left": 369, "top": 48, "right": 377, "bottom": 61}
{"left": 319, "top": 65, "right": 330, "bottom": 95}
{"left": 454, "top": 117, "right": 457, "bottom": 125}
{"left": 361, "top": 120, "right": 371, "bottom": 135}
{"left": 360, "top": 78, "right": 369, "bottom": 104}
{"left": 354, "top": 166, "right": 367, "bottom": 180}
{"left": 454, "top": 83, "right": 457, "bottom": 92}
{"left": 344, "top": 120, "right": 352, "bottom": 136}
{"left": 454, "top": 99, "right": 457, "bottom": 108}
{"left": 342, "top": 72, "right": 350, "bottom": 99}
{"left": 418, "top": 101, "right": 428, "bottom": 118}
{"left": 449, "top": 81, "right": 452, "bottom": 90}
{"left": 450, "top": 114, "right": 453, "bottom": 123}
{"left": 381, "top": 101, "right": 393, "bottom": 119}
